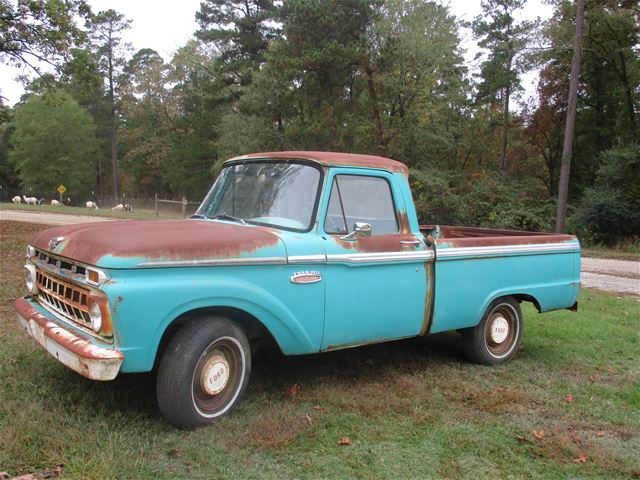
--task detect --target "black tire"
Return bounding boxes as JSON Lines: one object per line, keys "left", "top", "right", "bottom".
{"left": 156, "top": 316, "right": 251, "bottom": 428}
{"left": 462, "top": 296, "right": 523, "bottom": 365}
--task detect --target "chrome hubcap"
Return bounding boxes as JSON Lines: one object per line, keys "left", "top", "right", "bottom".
{"left": 200, "top": 354, "right": 230, "bottom": 395}
{"left": 490, "top": 316, "right": 509, "bottom": 344}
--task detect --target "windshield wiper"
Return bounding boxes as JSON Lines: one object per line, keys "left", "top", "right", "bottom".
{"left": 190, "top": 213, "right": 207, "bottom": 219}
{"left": 210, "top": 213, "right": 247, "bottom": 225}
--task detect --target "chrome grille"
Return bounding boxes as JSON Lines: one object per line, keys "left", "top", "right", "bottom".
{"left": 36, "top": 269, "right": 91, "bottom": 327}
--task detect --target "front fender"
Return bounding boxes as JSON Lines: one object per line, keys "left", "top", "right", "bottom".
{"left": 104, "top": 267, "right": 321, "bottom": 372}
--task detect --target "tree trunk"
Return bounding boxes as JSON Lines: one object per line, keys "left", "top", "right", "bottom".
{"left": 108, "top": 31, "right": 119, "bottom": 201}
{"left": 555, "top": 0, "right": 585, "bottom": 233}
{"left": 500, "top": 84, "right": 510, "bottom": 173}
{"left": 365, "top": 65, "right": 384, "bottom": 152}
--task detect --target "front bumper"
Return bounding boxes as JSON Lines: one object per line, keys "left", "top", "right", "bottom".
{"left": 14, "top": 297, "right": 123, "bottom": 381}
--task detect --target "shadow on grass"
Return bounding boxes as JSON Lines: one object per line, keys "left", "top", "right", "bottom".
{"left": 39, "top": 332, "right": 466, "bottom": 424}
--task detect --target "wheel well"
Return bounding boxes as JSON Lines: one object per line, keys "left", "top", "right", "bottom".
{"left": 153, "top": 306, "right": 281, "bottom": 370}
{"left": 512, "top": 294, "right": 541, "bottom": 313}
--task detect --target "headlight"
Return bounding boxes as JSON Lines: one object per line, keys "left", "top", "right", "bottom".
{"left": 24, "top": 264, "right": 37, "bottom": 294}
{"left": 26, "top": 245, "right": 37, "bottom": 258}
{"left": 89, "top": 300, "right": 103, "bottom": 333}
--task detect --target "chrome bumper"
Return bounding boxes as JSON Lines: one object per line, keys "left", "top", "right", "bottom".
{"left": 14, "top": 297, "right": 123, "bottom": 381}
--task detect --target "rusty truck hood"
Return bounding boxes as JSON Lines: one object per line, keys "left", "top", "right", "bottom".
{"left": 29, "top": 219, "right": 285, "bottom": 269}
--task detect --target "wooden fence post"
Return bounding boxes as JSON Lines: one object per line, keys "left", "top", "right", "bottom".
{"left": 155, "top": 193, "right": 158, "bottom": 218}
{"left": 182, "top": 196, "right": 187, "bottom": 219}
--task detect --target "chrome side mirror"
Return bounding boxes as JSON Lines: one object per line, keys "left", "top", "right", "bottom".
{"left": 340, "top": 222, "right": 372, "bottom": 241}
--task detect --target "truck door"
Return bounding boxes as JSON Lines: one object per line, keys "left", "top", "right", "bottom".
{"left": 320, "top": 169, "right": 433, "bottom": 350}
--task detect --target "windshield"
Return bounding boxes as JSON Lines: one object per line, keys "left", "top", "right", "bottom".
{"left": 196, "top": 161, "right": 322, "bottom": 231}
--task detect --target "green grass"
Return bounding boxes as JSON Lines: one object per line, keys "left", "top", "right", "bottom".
{"left": 1, "top": 221, "right": 639, "bottom": 479}
{"left": 0, "top": 202, "right": 182, "bottom": 220}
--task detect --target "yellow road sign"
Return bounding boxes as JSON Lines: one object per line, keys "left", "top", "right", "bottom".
{"left": 57, "top": 185, "right": 66, "bottom": 194}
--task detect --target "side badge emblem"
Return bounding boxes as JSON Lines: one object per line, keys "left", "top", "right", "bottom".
{"left": 290, "top": 270, "right": 322, "bottom": 284}
{"left": 48, "top": 236, "right": 64, "bottom": 250}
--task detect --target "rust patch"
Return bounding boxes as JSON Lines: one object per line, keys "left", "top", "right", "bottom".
{"left": 397, "top": 210, "right": 411, "bottom": 234}
{"left": 28, "top": 219, "right": 281, "bottom": 266}
{"left": 14, "top": 297, "right": 123, "bottom": 361}
{"left": 234, "top": 151, "right": 409, "bottom": 175}
{"left": 420, "top": 261, "right": 435, "bottom": 335}
{"left": 334, "top": 233, "right": 421, "bottom": 253}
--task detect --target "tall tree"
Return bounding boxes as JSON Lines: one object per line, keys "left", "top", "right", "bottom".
{"left": 10, "top": 89, "right": 97, "bottom": 196}
{"left": 195, "top": 0, "right": 278, "bottom": 90}
{"left": 472, "top": 0, "right": 533, "bottom": 172}
{"left": 0, "top": 0, "right": 91, "bottom": 77}
{"left": 367, "top": 0, "right": 469, "bottom": 164}
{"left": 59, "top": 47, "right": 110, "bottom": 196}
{"left": 88, "top": 9, "right": 131, "bottom": 200}
{"left": 118, "top": 48, "right": 176, "bottom": 196}
{"left": 555, "top": 0, "right": 585, "bottom": 233}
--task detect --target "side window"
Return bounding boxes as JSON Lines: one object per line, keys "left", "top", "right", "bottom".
{"left": 323, "top": 175, "right": 398, "bottom": 235}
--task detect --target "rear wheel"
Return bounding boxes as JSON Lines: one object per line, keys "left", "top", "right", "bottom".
{"left": 156, "top": 317, "right": 251, "bottom": 428}
{"left": 462, "top": 297, "right": 522, "bottom": 365}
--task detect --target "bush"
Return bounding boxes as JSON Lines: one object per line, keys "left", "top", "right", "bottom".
{"left": 573, "top": 144, "right": 640, "bottom": 244}
{"left": 410, "top": 167, "right": 556, "bottom": 231}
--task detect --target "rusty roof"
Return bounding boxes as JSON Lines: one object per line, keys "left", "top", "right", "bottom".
{"left": 228, "top": 151, "right": 409, "bottom": 175}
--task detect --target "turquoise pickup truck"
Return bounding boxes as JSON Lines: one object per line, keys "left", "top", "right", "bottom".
{"left": 15, "top": 151, "right": 580, "bottom": 428}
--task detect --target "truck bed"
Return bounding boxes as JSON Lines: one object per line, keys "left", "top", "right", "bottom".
{"left": 419, "top": 225, "right": 576, "bottom": 247}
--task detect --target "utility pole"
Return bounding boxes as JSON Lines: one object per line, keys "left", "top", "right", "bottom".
{"left": 555, "top": 0, "right": 585, "bottom": 233}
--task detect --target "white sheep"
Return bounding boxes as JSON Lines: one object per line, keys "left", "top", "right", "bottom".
{"left": 23, "top": 195, "right": 37, "bottom": 205}
{"left": 85, "top": 201, "right": 99, "bottom": 210}
{"left": 111, "top": 203, "right": 124, "bottom": 210}
{"left": 51, "top": 199, "right": 61, "bottom": 206}
{"left": 11, "top": 195, "right": 21, "bottom": 204}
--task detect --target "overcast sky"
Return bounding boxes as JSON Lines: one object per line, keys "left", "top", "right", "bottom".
{"left": 0, "top": 0, "right": 554, "bottom": 106}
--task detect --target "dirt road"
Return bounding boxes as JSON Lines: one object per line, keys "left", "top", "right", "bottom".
{"left": 1, "top": 210, "right": 638, "bottom": 296}
{"left": 0, "top": 210, "right": 114, "bottom": 225}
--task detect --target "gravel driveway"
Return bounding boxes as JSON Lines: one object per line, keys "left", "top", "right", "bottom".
{"left": 2, "top": 209, "right": 639, "bottom": 296}
{"left": 581, "top": 257, "right": 639, "bottom": 296}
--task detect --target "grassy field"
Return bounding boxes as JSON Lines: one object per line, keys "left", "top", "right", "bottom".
{"left": 0, "top": 220, "right": 638, "bottom": 479}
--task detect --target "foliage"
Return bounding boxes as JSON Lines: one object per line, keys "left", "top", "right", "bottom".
{"left": 0, "top": 0, "right": 92, "bottom": 74}
{"left": 10, "top": 89, "right": 96, "bottom": 197}
{"left": 1, "top": 0, "right": 638, "bottom": 240}
{"left": 573, "top": 144, "right": 640, "bottom": 244}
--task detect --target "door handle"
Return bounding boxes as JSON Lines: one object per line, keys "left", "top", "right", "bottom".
{"left": 400, "top": 240, "right": 422, "bottom": 247}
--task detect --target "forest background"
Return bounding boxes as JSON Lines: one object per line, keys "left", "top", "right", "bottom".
{"left": 0, "top": 0, "right": 638, "bottom": 246}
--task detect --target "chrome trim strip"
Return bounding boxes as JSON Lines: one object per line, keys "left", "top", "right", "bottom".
{"left": 326, "top": 250, "right": 434, "bottom": 264}
{"left": 436, "top": 242, "right": 580, "bottom": 259}
{"left": 287, "top": 254, "right": 326, "bottom": 264}
{"left": 137, "top": 256, "right": 288, "bottom": 268}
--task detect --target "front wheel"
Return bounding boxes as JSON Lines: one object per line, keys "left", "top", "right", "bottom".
{"left": 462, "top": 297, "right": 523, "bottom": 365}
{"left": 156, "top": 317, "right": 251, "bottom": 428}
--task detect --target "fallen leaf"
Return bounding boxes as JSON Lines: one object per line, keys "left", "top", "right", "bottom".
{"left": 303, "top": 413, "right": 313, "bottom": 425}
{"left": 288, "top": 383, "right": 301, "bottom": 398}
{"left": 596, "top": 431, "right": 605, "bottom": 437}
{"left": 313, "top": 405, "right": 327, "bottom": 413}
{"left": 631, "top": 471, "right": 640, "bottom": 478}
{"left": 167, "top": 448, "right": 181, "bottom": 457}
{"left": 588, "top": 375, "right": 596, "bottom": 383}
{"left": 565, "top": 393, "right": 575, "bottom": 403}
{"left": 516, "top": 434, "right": 527, "bottom": 443}
{"left": 533, "top": 429, "right": 545, "bottom": 440}
{"left": 574, "top": 453, "right": 589, "bottom": 463}
{"left": 337, "top": 437, "right": 352, "bottom": 446}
